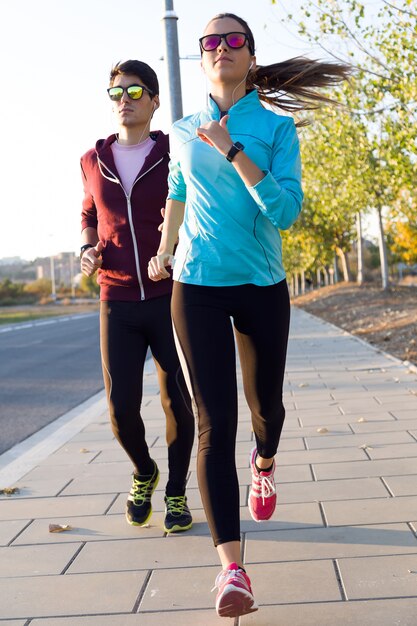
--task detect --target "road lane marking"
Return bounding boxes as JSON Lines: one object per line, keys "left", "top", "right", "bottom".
{"left": 0, "top": 313, "right": 98, "bottom": 334}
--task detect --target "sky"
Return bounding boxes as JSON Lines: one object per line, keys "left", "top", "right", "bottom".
{"left": 0, "top": 0, "right": 314, "bottom": 261}
{"left": 0, "top": 0, "right": 321, "bottom": 261}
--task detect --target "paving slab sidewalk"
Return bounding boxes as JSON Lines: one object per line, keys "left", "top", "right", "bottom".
{"left": 1, "top": 307, "right": 417, "bottom": 625}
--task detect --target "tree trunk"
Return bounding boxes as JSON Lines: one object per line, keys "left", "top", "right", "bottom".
{"left": 301, "top": 270, "right": 306, "bottom": 294}
{"left": 294, "top": 273, "right": 299, "bottom": 297}
{"left": 333, "top": 250, "right": 339, "bottom": 283}
{"left": 336, "top": 247, "right": 352, "bottom": 282}
{"left": 323, "top": 267, "right": 329, "bottom": 286}
{"left": 356, "top": 211, "right": 364, "bottom": 285}
{"left": 377, "top": 206, "right": 389, "bottom": 290}
{"left": 316, "top": 268, "right": 321, "bottom": 288}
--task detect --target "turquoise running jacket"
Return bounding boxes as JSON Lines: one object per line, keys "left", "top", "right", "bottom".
{"left": 168, "top": 90, "right": 303, "bottom": 286}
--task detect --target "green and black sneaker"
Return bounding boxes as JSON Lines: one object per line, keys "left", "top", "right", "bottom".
{"left": 164, "top": 495, "right": 193, "bottom": 533}
{"left": 126, "top": 462, "right": 160, "bottom": 526}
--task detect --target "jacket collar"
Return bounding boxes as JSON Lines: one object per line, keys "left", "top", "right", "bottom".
{"left": 206, "top": 89, "right": 262, "bottom": 120}
{"left": 95, "top": 131, "right": 169, "bottom": 181}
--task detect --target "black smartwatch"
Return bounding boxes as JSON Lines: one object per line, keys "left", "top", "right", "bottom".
{"left": 226, "top": 141, "right": 244, "bottom": 162}
{"left": 80, "top": 243, "right": 93, "bottom": 259}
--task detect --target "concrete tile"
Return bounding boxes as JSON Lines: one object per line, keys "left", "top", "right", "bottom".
{"left": 69, "top": 430, "right": 115, "bottom": 442}
{"left": 282, "top": 424, "right": 353, "bottom": 438}
{"left": 187, "top": 464, "right": 313, "bottom": 490}
{"left": 390, "top": 409, "right": 417, "bottom": 420}
{"left": 60, "top": 473, "right": 132, "bottom": 496}
{"left": 69, "top": 461, "right": 137, "bottom": 477}
{"left": 350, "top": 418, "right": 417, "bottom": 434}
{"left": 240, "top": 501, "right": 324, "bottom": 532}
{"left": 140, "top": 560, "right": 341, "bottom": 611}
{"left": 298, "top": 412, "right": 395, "bottom": 426}
{"left": 259, "top": 547, "right": 346, "bottom": 605}
{"left": 67, "top": 536, "right": 219, "bottom": 574}
{"left": 384, "top": 475, "right": 417, "bottom": 496}
{"left": 314, "top": 457, "right": 417, "bottom": 480}
{"left": 339, "top": 554, "right": 417, "bottom": 600}
{"left": 0, "top": 477, "right": 71, "bottom": 499}
{"left": 276, "top": 447, "right": 367, "bottom": 465}
{"left": 0, "top": 520, "right": 30, "bottom": 546}
{"left": 245, "top": 523, "right": 417, "bottom": 563}
{"left": 30, "top": 612, "right": 218, "bottom": 626}
{"left": 12, "top": 514, "right": 167, "bottom": 545}
{"left": 323, "top": 495, "right": 417, "bottom": 526}
{"left": 139, "top": 565, "right": 219, "bottom": 611}
{"left": 0, "top": 621, "right": 27, "bottom": 626}
{"left": 277, "top": 477, "right": 388, "bottom": 504}
{"left": 0, "top": 543, "right": 82, "bottom": 577}
{"left": 56, "top": 440, "right": 120, "bottom": 452}
{"left": 0, "top": 571, "right": 147, "bottom": 618}
{"left": 19, "top": 464, "right": 88, "bottom": 481}
{"left": 367, "top": 442, "right": 417, "bottom": 460}
{"left": 37, "top": 450, "right": 99, "bottom": 465}
{"left": 0, "top": 494, "right": 116, "bottom": 521}
{"left": 241, "top": 598, "right": 417, "bottom": 626}
{"left": 306, "top": 431, "right": 413, "bottom": 450}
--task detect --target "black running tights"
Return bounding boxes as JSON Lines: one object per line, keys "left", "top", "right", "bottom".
{"left": 171, "top": 280, "right": 290, "bottom": 545}
{"left": 100, "top": 296, "right": 194, "bottom": 496}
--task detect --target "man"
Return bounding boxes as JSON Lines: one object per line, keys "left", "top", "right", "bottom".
{"left": 80, "top": 60, "right": 194, "bottom": 532}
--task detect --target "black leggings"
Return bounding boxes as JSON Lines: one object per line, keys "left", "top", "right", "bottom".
{"left": 171, "top": 280, "right": 290, "bottom": 546}
{"left": 100, "top": 295, "right": 194, "bottom": 496}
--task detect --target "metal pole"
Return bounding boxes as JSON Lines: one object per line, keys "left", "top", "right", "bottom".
{"left": 162, "top": 0, "right": 183, "bottom": 123}
{"left": 50, "top": 255, "right": 56, "bottom": 301}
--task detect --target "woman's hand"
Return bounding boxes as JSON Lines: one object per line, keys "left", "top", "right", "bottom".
{"left": 196, "top": 115, "right": 233, "bottom": 156}
{"left": 148, "top": 253, "right": 174, "bottom": 281}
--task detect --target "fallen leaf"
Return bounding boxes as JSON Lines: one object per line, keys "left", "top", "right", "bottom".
{"left": 357, "top": 417, "right": 367, "bottom": 423}
{"left": 317, "top": 428, "right": 329, "bottom": 434}
{"left": 79, "top": 448, "right": 90, "bottom": 453}
{"left": 359, "top": 444, "right": 373, "bottom": 450}
{"left": 0, "top": 487, "right": 20, "bottom": 496}
{"left": 49, "top": 524, "right": 73, "bottom": 533}
{"left": 298, "top": 383, "right": 309, "bottom": 388}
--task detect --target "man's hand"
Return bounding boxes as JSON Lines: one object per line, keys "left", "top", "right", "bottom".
{"left": 81, "top": 241, "right": 103, "bottom": 277}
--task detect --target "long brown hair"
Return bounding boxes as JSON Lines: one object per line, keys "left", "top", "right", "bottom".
{"left": 207, "top": 14, "right": 352, "bottom": 119}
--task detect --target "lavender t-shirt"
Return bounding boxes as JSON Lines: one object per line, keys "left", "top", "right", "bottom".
{"left": 111, "top": 136, "right": 155, "bottom": 193}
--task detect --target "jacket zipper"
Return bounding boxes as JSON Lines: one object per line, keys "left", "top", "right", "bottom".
{"left": 97, "top": 156, "right": 164, "bottom": 301}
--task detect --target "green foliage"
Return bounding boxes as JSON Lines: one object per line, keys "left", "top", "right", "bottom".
{"left": 24, "top": 278, "right": 53, "bottom": 299}
{"left": 79, "top": 273, "right": 100, "bottom": 297}
{"left": 273, "top": 0, "right": 416, "bottom": 278}
{"left": 0, "top": 279, "right": 38, "bottom": 305}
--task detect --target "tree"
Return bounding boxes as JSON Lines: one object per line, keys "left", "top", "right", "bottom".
{"left": 273, "top": 0, "right": 417, "bottom": 289}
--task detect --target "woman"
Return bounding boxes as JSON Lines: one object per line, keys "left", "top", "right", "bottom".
{"left": 80, "top": 60, "right": 194, "bottom": 534}
{"left": 148, "top": 14, "right": 350, "bottom": 618}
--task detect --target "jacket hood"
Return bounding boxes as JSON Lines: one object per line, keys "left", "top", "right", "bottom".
{"left": 95, "top": 130, "right": 169, "bottom": 161}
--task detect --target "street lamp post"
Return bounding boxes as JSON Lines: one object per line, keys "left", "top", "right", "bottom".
{"left": 162, "top": 0, "right": 183, "bottom": 123}
{"left": 50, "top": 254, "right": 56, "bottom": 301}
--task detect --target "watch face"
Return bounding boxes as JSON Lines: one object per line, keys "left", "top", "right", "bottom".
{"left": 235, "top": 142, "right": 244, "bottom": 150}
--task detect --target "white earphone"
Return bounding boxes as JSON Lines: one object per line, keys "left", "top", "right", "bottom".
{"left": 249, "top": 61, "right": 254, "bottom": 70}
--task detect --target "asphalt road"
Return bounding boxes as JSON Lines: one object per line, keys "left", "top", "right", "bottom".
{"left": 0, "top": 313, "right": 104, "bottom": 455}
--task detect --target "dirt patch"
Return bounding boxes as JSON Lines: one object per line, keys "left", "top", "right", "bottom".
{"left": 293, "top": 283, "right": 417, "bottom": 367}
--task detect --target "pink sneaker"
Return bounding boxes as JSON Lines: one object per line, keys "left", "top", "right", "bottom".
{"left": 212, "top": 563, "right": 258, "bottom": 618}
{"left": 248, "top": 447, "right": 277, "bottom": 522}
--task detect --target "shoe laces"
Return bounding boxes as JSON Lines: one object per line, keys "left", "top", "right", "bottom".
{"left": 211, "top": 568, "right": 248, "bottom": 593}
{"left": 131, "top": 474, "right": 155, "bottom": 505}
{"left": 165, "top": 495, "right": 187, "bottom": 515}
{"left": 253, "top": 468, "right": 276, "bottom": 504}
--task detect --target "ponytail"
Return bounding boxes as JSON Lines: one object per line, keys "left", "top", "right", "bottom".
{"left": 249, "top": 57, "right": 352, "bottom": 124}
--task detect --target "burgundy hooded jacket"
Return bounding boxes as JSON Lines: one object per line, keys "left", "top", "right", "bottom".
{"left": 80, "top": 131, "right": 172, "bottom": 302}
